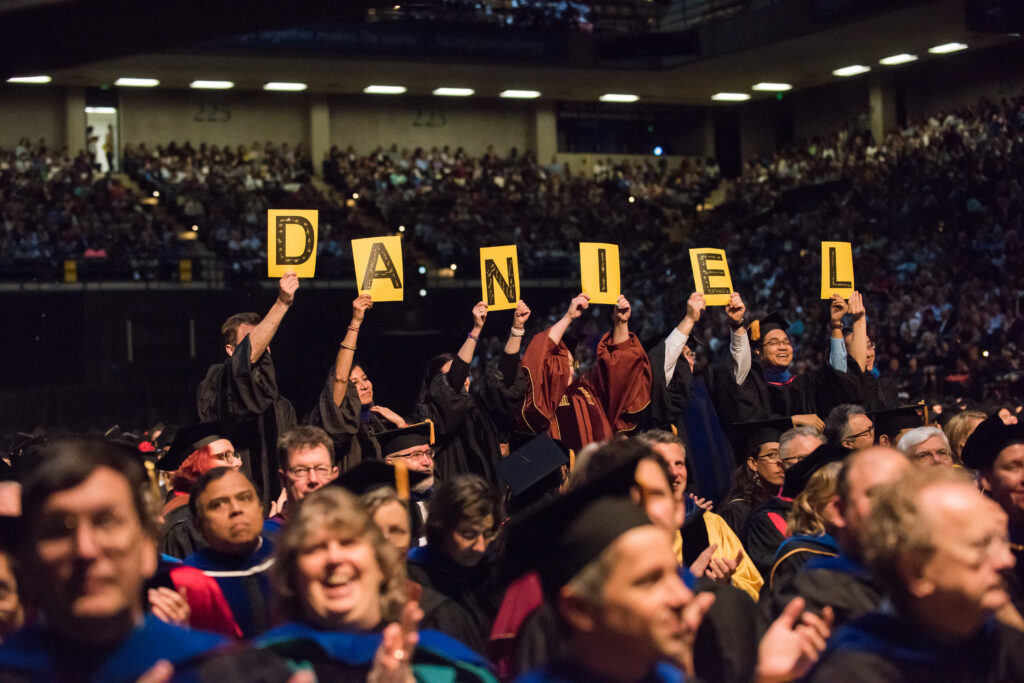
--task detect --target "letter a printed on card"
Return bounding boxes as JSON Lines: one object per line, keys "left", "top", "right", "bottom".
{"left": 351, "top": 235, "right": 404, "bottom": 301}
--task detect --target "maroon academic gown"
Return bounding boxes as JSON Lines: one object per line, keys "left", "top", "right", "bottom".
{"left": 519, "top": 330, "right": 652, "bottom": 452}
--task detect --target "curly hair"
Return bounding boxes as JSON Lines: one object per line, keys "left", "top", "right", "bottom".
{"left": 787, "top": 461, "right": 842, "bottom": 536}
{"left": 272, "top": 487, "right": 407, "bottom": 625}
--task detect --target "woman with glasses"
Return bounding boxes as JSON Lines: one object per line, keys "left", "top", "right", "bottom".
{"left": 257, "top": 486, "right": 496, "bottom": 682}
{"left": 406, "top": 474, "right": 506, "bottom": 639}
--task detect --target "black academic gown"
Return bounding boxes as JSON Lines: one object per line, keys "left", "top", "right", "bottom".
{"left": 741, "top": 497, "right": 791, "bottom": 580}
{"left": 159, "top": 503, "right": 206, "bottom": 559}
{"left": 762, "top": 554, "right": 881, "bottom": 629}
{"left": 807, "top": 612, "right": 1024, "bottom": 683}
{"left": 413, "top": 356, "right": 503, "bottom": 487}
{"left": 764, "top": 533, "right": 839, "bottom": 594}
{"left": 406, "top": 545, "right": 504, "bottom": 639}
{"left": 197, "top": 335, "right": 296, "bottom": 507}
{"left": 845, "top": 361, "right": 899, "bottom": 411}
{"left": 417, "top": 582, "right": 488, "bottom": 655}
{"left": 692, "top": 576, "right": 764, "bottom": 683}
{"left": 309, "top": 375, "right": 381, "bottom": 472}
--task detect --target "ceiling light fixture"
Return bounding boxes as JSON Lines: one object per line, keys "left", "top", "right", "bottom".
{"left": 500, "top": 89, "right": 541, "bottom": 99}
{"left": 7, "top": 75, "right": 50, "bottom": 84}
{"left": 879, "top": 53, "right": 918, "bottom": 66}
{"left": 832, "top": 65, "right": 870, "bottom": 77}
{"left": 711, "top": 92, "right": 751, "bottom": 101}
{"left": 928, "top": 42, "right": 968, "bottom": 54}
{"left": 364, "top": 85, "right": 407, "bottom": 94}
{"left": 752, "top": 82, "right": 792, "bottom": 91}
{"left": 115, "top": 77, "right": 159, "bottom": 87}
{"left": 84, "top": 106, "right": 117, "bottom": 114}
{"left": 191, "top": 80, "right": 235, "bottom": 89}
{"left": 263, "top": 82, "right": 307, "bottom": 91}
{"left": 433, "top": 87, "right": 474, "bottom": 97}
{"left": 599, "top": 93, "right": 639, "bottom": 102}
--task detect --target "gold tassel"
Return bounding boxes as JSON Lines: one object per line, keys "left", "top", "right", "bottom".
{"left": 750, "top": 320, "right": 760, "bottom": 342}
{"left": 568, "top": 448, "right": 576, "bottom": 472}
{"left": 395, "top": 460, "right": 410, "bottom": 501}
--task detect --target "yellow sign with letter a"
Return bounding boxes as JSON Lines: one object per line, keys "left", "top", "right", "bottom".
{"left": 688, "top": 248, "right": 733, "bottom": 306}
{"left": 268, "top": 210, "right": 318, "bottom": 278}
{"left": 580, "top": 242, "right": 620, "bottom": 305}
{"left": 479, "top": 245, "right": 520, "bottom": 311}
{"left": 351, "top": 235, "right": 404, "bottom": 301}
{"left": 821, "top": 241, "right": 854, "bottom": 299}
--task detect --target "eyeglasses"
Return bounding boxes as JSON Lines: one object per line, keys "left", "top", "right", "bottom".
{"left": 763, "top": 339, "right": 792, "bottom": 348}
{"left": 213, "top": 451, "right": 242, "bottom": 463}
{"left": 287, "top": 465, "right": 334, "bottom": 480}
{"left": 912, "top": 448, "right": 952, "bottom": 463}
{"left": 756, "top": 452, "right": 781, "bottom": 463}
{"left": 391, "top": 448, "right": 434, "bottom": 461}
{"left": 35, "top": 510, "right": 132, "bottom": 549}
{"left": 844, "top": 425, "right": 875, "bottom": 442}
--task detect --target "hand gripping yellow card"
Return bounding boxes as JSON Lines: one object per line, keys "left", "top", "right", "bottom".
{"left": 821, "top": 241, "right": 854, "bottom": 299}
{"left": 579, "top": 243, "right": 620, "bottom": 305}
{"left": 689, "top": 248, "right": 733, "bottom": 306}
{"left": 479, "top": 245, "right": 520, "bottom": 311}
{"left": 268, "top": 210, "right": 318, "bottom": 277}
{"left": 351, "top": 235, "right": 404, "bottom": 301}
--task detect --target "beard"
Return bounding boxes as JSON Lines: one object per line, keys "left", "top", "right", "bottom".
{"left": 413, "top": 476, "right": 434, "bottom": 493}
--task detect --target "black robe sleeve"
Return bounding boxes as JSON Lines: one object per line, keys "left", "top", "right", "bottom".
{"left": 309, "top": 372, "right": 380, "bottom": 471}
{"left": 643, "top": 340, "right": 691, "bottom": 431}
{"left": 476, "top": 353, "right": 530, "bottom": 443}
{"left": 693, "top": 578, "right": 765, "bottom": 683}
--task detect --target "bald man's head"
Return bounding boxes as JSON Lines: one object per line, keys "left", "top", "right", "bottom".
{"left": 835, "top": 447, "right": 912, "bottom": 557}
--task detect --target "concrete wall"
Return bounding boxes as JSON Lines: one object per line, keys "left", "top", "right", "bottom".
{"left": 118, "top": 89, "right": 310, "bottom": 147}
{"left": 0, "top": 86, "right": 66, "bottom": 150}
{"left": 738, "top": 97, "right": 777, "bottom": 161}
{"left": 328, "top": 96, "right": 534, "bottom": 157}
{"left": 904, "top": 42, "right": 1024, "bottom": 120}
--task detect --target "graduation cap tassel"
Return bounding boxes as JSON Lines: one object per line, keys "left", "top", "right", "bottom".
{"left": 426, "top": 419, "right": 435, "bottom": 446}
{"left": 143, "top": 460, "right": 161, "bottom": 507}
{"left": 394, "top": 460, "right": 410, "bottom": 501}
{"left": 750, "top": 320, "right": 761, "bottom": 343}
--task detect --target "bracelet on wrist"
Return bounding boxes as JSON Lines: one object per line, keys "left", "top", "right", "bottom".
{"left": 340, "top": 342, "right": 357, "bottom": 351}
{"left": 467, "top": 332, "right": 479, "bottom": 341}
{"left": 509, "top": 327, "right": 525, "bottom": 337}
{"left": 830, "top": 322, "right": 844, "bottom": 330}
{"left": 348, "top": 325, "right": 361, "bottom": 332}
{"left": 729, "top": 318, "right": 744, "bottom": 330}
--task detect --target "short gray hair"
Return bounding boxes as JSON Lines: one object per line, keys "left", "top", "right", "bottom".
{"left": 897, "top": 426, "right": 949, "bottom": 455}
{"left": 825, "top": 404, "right": 868, "bottom": 444}
{"left": 779, "top": 426, "right": 825, "bottom": 460}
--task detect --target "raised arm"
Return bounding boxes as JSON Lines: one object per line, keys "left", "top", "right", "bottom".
{"left": 332, "top": 294, "right": 372, "bottom": 406}
{"left": 847, "top": 290, "right": 868, "bottom": 372}
{"left": 549, "top": 293, "right": 590, "bottom": 346}
{"left": 726, "top": 291, "right": 750, "bottom": 384}
{"left": 828, "top": 293, "right": 849, "bottom": 371}
{"left": 612, "top": 294, "right": 631, "bottom": 345}
{"left": 456, "top": 301, "right": 488, "bottom": 365}
{"left": 503, "top": 300, "right": 531, "bottom": 356}
{"left": 243, "top": 272, "right": 299, "bottom": 364}
{"left": 665, "top": 292, "right": 704, "bottom": 382}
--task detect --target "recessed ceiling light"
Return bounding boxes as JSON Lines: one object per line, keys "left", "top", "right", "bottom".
{"left": 264, "top": 82, "right": 307, "bottom": 91}
{"left": 752, "top": 82, "right": 792, "bottom": 91}
{"left": 7, "top": 75, "right": 50, "bottom": 84}
{"left": 84, "top": 106, "right": 117, "bottom": 114}
{"left": 832, "top": 65, "right": 870, "bottom": 77}
{"left": 928, "top": 42, "right": 968, "bottom": 54}
{"left": 599, "top": 93, "right": 639, "bottom": 102}
{"left": 115, "top": 77, "right": 159, "bottom": 87}
{"left": 364, "top": 85, "right": 407, "bottom": 94}
{"left": 711, "top": 92, "right": 750, "bottom": 101}
{"left": 879, "top": 53, "right": 918, "bottom": 66}
{"left": 500, "top": 89, "right": 541, "bottom": 99}
{"left": 433, "top": 87, "right": 474, "bottom": 97}
{"left": 190, "top": 80, "right": 234, "bottom": 89}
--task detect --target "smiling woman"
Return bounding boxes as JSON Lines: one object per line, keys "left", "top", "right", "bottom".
{"left": 258, "top": 486, "right": 497, "bottom": 681}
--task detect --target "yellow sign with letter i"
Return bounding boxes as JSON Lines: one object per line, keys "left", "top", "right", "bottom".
{"left": 268, "top": 209, "right": 318, "bottom": 277}
{"left": 351, "top": 235, "right": 404, "bottom": 301}
{"left": 579, "top": 242, "right": 620, "bottom": 305}
{"left": 821, "top": 241, "right": 854, "bottom": 299}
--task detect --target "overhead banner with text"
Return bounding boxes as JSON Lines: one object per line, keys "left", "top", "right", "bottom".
{"left": 479, "top": 245, "right": 520, "bottom": 310}
{"left": 821, "top": 241, "right": 854, "bottom": 299}
{"left": 268, "top": 209, "right": 318, "bottom": 277}
{"left": 688, "top": 248, "right": 733, "bottom": 306}
{"left": 351, "top": 235, "right": 404, "bottom": 301}
{"left": 579, "top": 242, "right": 620, "bottom": 305}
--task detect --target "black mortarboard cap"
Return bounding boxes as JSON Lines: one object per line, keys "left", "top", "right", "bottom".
{"left": 749, "top": 312, "right": 789, "bottom": 348}
{"left": 734, "top": 416, "right": 792, "bottom": 460}
{"left": 870, "top": 405, "right": 924, "bottom": 443}
{"left": 157, "top": 420, "right": 239, "bottom": 471}
{"left": 376, "top": 421, "right": 434, "bottom": 458}
{"left": 334, "top": 460, "right": 428, "bottom": 499}
{"left": 781, "top": 442, "right": 850, "bottom": 498}
{"left": 499, "top": 434, "right": 569, "bottom": 496}
{"left": 961, "top": 414, "right": 1024, "bottom": 471}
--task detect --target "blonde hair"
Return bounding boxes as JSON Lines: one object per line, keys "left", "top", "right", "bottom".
{"left": 786, "top": 461, "right": 842, "bottom": 536}
{"left": 943, "top": 410, "right": 986, "bottom": 464}
{"left": 272, "top": 487, "right": 407, "bottom": 625}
